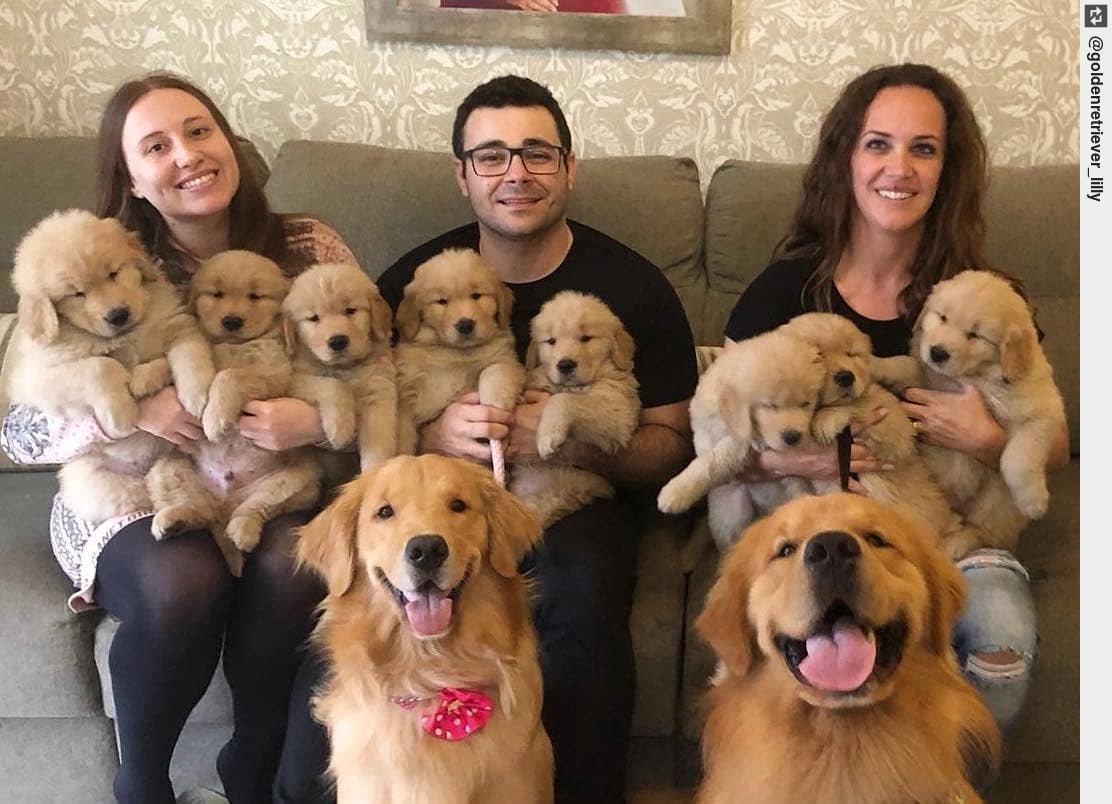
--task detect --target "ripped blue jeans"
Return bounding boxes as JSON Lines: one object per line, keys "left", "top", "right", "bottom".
{"left": 953, "top": 548, "right": 1038, "bottom": 735}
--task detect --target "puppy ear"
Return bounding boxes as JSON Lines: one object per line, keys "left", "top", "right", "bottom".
{"left": 395, "top": 292, "right": 422, "bottom": 341}
{"left": 920, "top": 533, "right": 968, "bottom": 656}
{"left": 367, "top": 292, "right": 394, "bottom": 344}
{"left": 496, "top": 283, "right": 514, "bottom": 330}
{"left": 296, "top": 475, "right": 366, "bottom": 596}
{"left": 999, "top": 324, "right": 1036, "bottom": 383}
{"left": 281, "top": 313, "right": 298, "bottom": 357}
{"left": 481, "top": 473, "right": 543, "bottom": 578}
{"left": 611, "top": 327, "right": 635, "bottom": 372}
{"left": 524, "top": 339, "right": 540, "bottom": 372}
{"left": 719, "top": 384, "right": 753, "bottom": 447}
{"left": 17, "top": 294, "right": 59, "bottom": 344}
{"left": 695, "top": 530, "right": 757, "bottom": 678}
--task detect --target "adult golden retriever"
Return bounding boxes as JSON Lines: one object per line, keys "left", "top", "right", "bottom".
{"left": 297, "top": 454, "right": 553, "bottom": 804}
{"left": 695, "top": 494, "right": 1001, "bottom": 804}
{"left": 146, "top": 251, "right": 321, "bottom": 574}
{"left": 282, "top": 262, "right": 398, "bottom": 471}
{"left": 509, "top": 291, "right": 640, "bottom": 527}
{"left": 657, "top": 329, "right": 825, "bottom": 550}
{"left": 8, "top": 209, "right": 213, "bottom": 524}
{"left": 778, "top": 312, "right": 972, "bottom": 555}
{"left": 907, "top": 270, "right": 1068, "bottom": 556}
{"left": 394, "top": 248, "right": 525, "bottom": 458}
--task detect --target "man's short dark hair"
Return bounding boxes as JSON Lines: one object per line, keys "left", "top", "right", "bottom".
{"left": 451, "top": 75, "right": 572, "bottom": 159}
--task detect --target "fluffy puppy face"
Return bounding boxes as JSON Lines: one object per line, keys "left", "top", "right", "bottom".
{"left": 913, "top": 270, "right": 1037, "bottom": 383}
{"left": 697, "top": 493, "right": 965, "bottom": 710}
{"left": 283, "top": 262, "right": 393, "bottom": 367}
{"left": 298, "top": 454, "right": 541, "bottom": 640}
{"left": 12, "top": 209, "right": 161, "bottom": 343}
{"left": 715, "top": 331, "right": 825, "bottom": 451}
{"left": 780, "top": 313, "right": 875, "bottom": 405}
{"left": 190, "top": 250, "right": 289, "bottom": 343}
{"left": 525, "top": 290, "right": 634, "bottom": 387}
{"left": 395, "top": 248, "right": 512, "bottom": 347}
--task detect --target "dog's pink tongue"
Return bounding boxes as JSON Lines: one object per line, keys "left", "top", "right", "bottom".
{"left": 798, "top": 618, "right": 876, "bottom": 692}
{"left": 405, "top": 592, "right": 453, "bottom": 637}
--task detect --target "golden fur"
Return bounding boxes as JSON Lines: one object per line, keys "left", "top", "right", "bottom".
{"left": 394, "top": 249, "right": 525, "bottom": 456}
{"left": 695, "top": 494, "right": 1001, "bottom": 804}
{"left": 282, "top": 262, "right": 398, "bottom": 471}
{"left": 658, "top": 330, "right": 825, "bottom": 550}
{"left": 297, "top": 454, "right": 553, "bottom": 804}
{"left": 8, "top": 209, "right": 214, "bottom": 524}
{"left": 777, "top": 313, "right": 972, "bottom": 554}
{"left": 906, "top": 270, "right": 1068, "bottom": 556}
{"left": 146, "top": 251, "right": 321, "bottom": 574}
{"left": 509, "top": 291, "right": 640, "bottom": 527}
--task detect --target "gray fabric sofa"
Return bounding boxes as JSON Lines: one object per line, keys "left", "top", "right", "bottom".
{"left": 0, "top": 135, "right": 1078, "bottom": 802}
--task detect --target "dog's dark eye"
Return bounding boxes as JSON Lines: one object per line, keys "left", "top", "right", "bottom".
{"left": 344, "top": 307, "right": 357, "bottom": 316}
{"left": 470, "top": 293, "right": 482, "bottom": 301}
{"left": 375, "top": 504, "right": 394, "bottom": 519}
{"left": 211, "top": 291, "right": 224, "bottom": 300}
{"left": 864, "top": 531, "right": 889, "bottom": 548}
{"left": 774, "top": 542, "right": 796, "bottom": 559}
{"left": 107, "top": 270, "right": 119, "bottom": 281}
{"left": 436, "top": 298, "right": 448, "bottom": 306}
{"left": 938, "top": 313, "right": 947, "bottom": 323}
{"left": 73, "top": 290, "right": 86, "bottom": 298}
{"left": 966, "top": 330, "right": 978, "bottom": 340}
{"left": 545, "top": 338, "right": 556, "bottom": 345}
{"left": 579, "top": 335, "right": 592, "bottom": 343}
{"left": 307, "top": 314, "right": 320, "bottom": 323}
{"left": 449, "top": 498, "right": 468, "bottom": 513}
{"left": 248, "top": 292, "right": 262, "bottom": 302}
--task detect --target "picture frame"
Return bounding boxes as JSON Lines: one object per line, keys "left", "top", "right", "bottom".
{"left": 365, "top": 0, "right": 732, "bottom": 56}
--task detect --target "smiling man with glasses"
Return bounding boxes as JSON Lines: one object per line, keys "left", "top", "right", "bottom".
{"left": 376, "top": 74, "right": 697, "bottom": 804}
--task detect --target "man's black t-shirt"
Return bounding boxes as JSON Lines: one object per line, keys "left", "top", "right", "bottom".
{"left": 377, "top": 220, "right": 698, "bottom": 409}
{"left": 723, "top": 254, "right": 916, "bottom": 358}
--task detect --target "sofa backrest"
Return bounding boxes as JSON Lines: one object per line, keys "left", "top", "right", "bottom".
{"left": 703, "top": 160, "right": 1079, "bottom": 450}
{"left": 265, "top": 141, "right": 707, "bottom": 327}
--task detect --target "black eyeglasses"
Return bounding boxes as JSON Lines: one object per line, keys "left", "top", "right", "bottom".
{"left": 462, "top": 144, "right": 566, "bottom": 176}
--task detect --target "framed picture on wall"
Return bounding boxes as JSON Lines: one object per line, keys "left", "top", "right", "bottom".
{"left": 365, "top": 0, "right": 732, "bottom": 55}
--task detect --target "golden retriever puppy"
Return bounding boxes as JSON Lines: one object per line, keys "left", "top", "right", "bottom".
{"left": 394, "top": 248, "right": 525, "bottom": 458}
{"left": 657, "top": 330, "right": 825, "bottom": 550}
{"left": 778, "top": 313, "right": 971, "bottom": 549}
{"left": 907, "top": 270, "right": 1068, "bottom": 556}
{"left": 282, "top": 262, "right": 398, "bottom": 471}
{"left": 8, "top": 209, "right": 213, "bottom": 524}
{"left": 695, "top": 494, "right": 1001, "bottom": 804}
{"left": 147, "top": 251, "right": 321, "bottom": 573}
{"left": 509, "top": 291, "right": 640, "bottom": 527}
{"left": 297, "top": 454, "right": 553, "bottom": 804}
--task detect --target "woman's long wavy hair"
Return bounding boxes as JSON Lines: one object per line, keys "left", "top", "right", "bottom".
{"left": 777, "top": 63, "right": 990, "bottom": 318}
{"left": 94, "top": 72, "right": 289, "bottom": 268}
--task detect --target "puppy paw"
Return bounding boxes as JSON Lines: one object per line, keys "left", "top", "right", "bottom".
{"left": 97, "top": 399, "right": 140, "bottom": 440}
{"left": 202, "top": 399, "right": 239, "bottom": 441}
{"left": 130, "top": 360, "right": 172, "bottom": 399}
{"left": 940, "top": 529, "right": 979, "bottom": 562}
{"left": 658, "top": 475, "right": 701, "bottom": 514}
{"left": 175, "top": 379, "right": 210, "bottom": 420}
{"left": 226, "top": 516, "right": 262, "bottom": 554}
{"left": 536, "top": 423, "right": 569, "bottom": 459}
{"left": 812, "top": 408, "right": 851, "bottom": 445}
{"left": 151, "top": 505, "right": 207, "bottom": 541}
{"left": 1013, "top": 481, "right": 1049, "bottom": 520}
{"left": 322, "top": 407, "right": 357, "bottom": 450}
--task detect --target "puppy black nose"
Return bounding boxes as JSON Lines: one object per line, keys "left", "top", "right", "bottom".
{"left": 327, "top": 334, "right": 349, "bottom": 352}
{"left": 556, "top": 358, "right": 577, "bottom": 375}
{"left": 222, "top": 314, "right": 244, "bottom": 332}
{"left": 455, "top": 318, "right": 475, "bottom": 336}
{"left": 782, "top": 428, "right": 802, "bottom": 446}
{"left": 804, "top": 530, "right": 861, "bottom": 569}
{"left": 104, "top": 307, "right": 131, "bottom": 328}
{"left": 834, "top": 369, "right": 855, "bottom": 388}
{"left": 406, "top": 534, "right": 448, "bottom": 574}
{"left": 929, "top": 344, "right": 950, "bottom": 364}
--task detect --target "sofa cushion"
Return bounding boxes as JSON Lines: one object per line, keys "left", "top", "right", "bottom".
{"left": 0, "top": 472, "right": 104, "bottom": 718}
{"left": 266, "top": 142, "right": 707, "bottom": 327}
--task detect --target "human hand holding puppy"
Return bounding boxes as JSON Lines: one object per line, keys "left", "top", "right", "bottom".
{"left": 901, "top": 383, "right": 1007, "bottom": 466}
{"left": 418, "top": 391, "right": 514, "bottom": 462}
{"left": 137, "top": 386, "right": 204, "bottom": 446}
{"left": 237, "top": 397, "right": 326, "bottom": 452}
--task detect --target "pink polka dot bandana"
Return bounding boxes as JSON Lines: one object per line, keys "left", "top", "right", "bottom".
{"left": 393, "top": 687, "right": 495, "bottom": 741}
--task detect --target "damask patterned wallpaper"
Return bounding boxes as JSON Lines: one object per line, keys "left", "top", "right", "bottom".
{"left": 0, "top": 0, "right": 1079, "bottom": 186}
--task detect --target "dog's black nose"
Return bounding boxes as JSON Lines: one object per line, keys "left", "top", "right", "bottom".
{"left": 781, "top": 428, "right": 802, "bottom": 446}
{"left": 455, "top": 318, "right": 475, "bottom": 336}
{"left": 104, "top": 307, "right": 131, "bottom": 328}
{"left": 556, "top": 358, "right": 577, "bottom": 375}
{"left": 834, "top": 369, "right": 855, "bottom": 388}
{"left": 327, "top": 334, "right": 349, "bottom": 352}
{"left": 222, "top": 314, "right": 244, "bottom": 332}
{"left": 406, "top": 534, "right": 448, "bottom": 574}
{"left": 804, "top": 530, "right": 861, "bottom": 569}
{"left": 929, "top": 344, "right": 950, "bottom": 364}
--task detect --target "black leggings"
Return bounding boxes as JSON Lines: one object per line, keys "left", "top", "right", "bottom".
{"left": 525, "top": 497, "right": 640, "bottom": 804}
{"left": 95, "top": 512, "right": 332, "bottom": 804}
